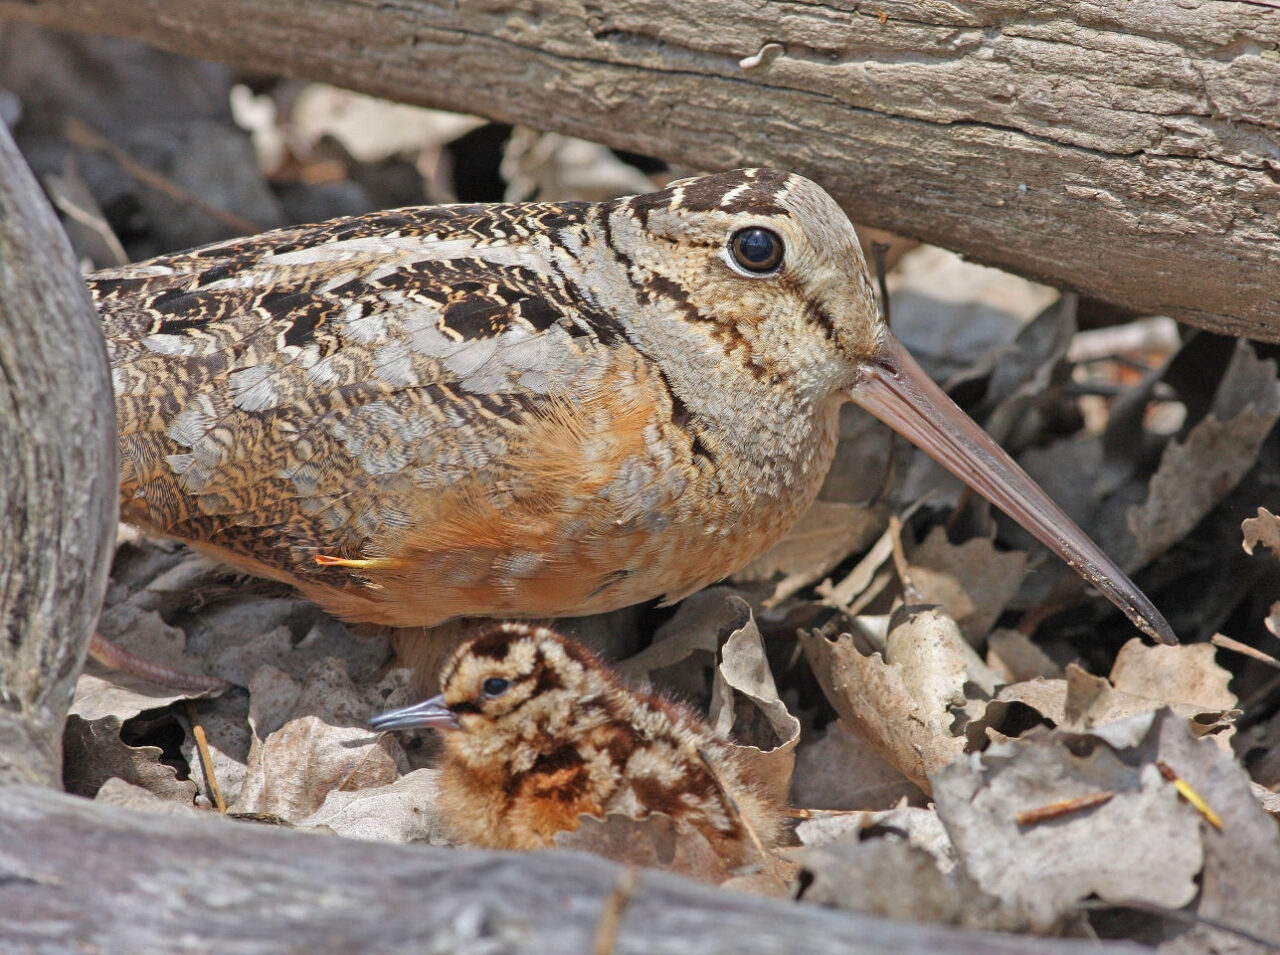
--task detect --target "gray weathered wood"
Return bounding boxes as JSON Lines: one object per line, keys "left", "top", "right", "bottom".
{"left": 0, "top": 786, "right": 1151, "bottom": 955}
{"left": 1, "top": 1, "right": 1277, "bottom": 341}
{"left": 0, "top": 121, "right": 117, "bottom": 786}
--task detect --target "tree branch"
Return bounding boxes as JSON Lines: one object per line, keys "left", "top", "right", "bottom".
{"left": 0, "top": 120, "right": 116, "bottom": 785}
{"left": 2, "top": 0, "right": 1277, "bottom": 341}
{"left": 0, "top": 786, "right": 1151, "bottom": 955}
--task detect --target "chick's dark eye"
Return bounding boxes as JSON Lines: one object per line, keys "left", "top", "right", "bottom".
{"left": 730, "top": 227, "right": 784, "bottom": 274}
{"left": 482, "top": 677, "right": 510, "bottom": 698}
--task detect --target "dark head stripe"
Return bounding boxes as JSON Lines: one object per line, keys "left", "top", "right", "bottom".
{"left": 625, "top": 168, "right": 790, "bottom": 223}
{"left": 466, "top": 626, "right": 524, "bottom": 660}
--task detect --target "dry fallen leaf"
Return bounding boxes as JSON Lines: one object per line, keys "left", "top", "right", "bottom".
{"left": 986, "top": 628, "right": 1064, "bottom": 683}
{"left": 233, "top": 658, "right": 406, "bottom": 820}
{"left": 297, "top": 768, "right": 451, "bottom": 844}
{"left": 816, "top": 526, "right": 895, "bottom": 612}
{"left": 800, "top": 607, "right": 996, "bottom": 792}
{"left": 613, "top": 586, "right": 731, "bottom": 692}
{"left": 63, "top": 713, "right": 198, "bottom": 804}
{"left": 906, "top": 527, "right": 1028, "bottom": 644}
{"left": 737, "top": 500, "right": 886, "bottom": 604}
{"left": 708, "top": 597, "right": 800, "bottom": 807}
{"left": 976, "top": 295, "right": 1077, "bottom": 445}
{"left": 1125, "top": 341, "right": 1280, "bottom": 569}
{"left": 790, "top": 721, "right": 923, "bottom": 811}
{"left": 289, "top": 84, "right": 484, "bottom": 165}
{"left": 795, "top": 804, "right": 952, "bottom": 860}
{"left": 1254, "top": 783, "right": 1280, "bottom": 819}
{"left": 1132, "top": 713, "right": 1280, "bottom": 952}
{"left": 799, "top": 708, "right": 1280, "bottom": 943}
{"left": 964, "top": 678, "right": 1068, "bottom": 749}
{"left": 1108, "top": 640, "right": 1236, "bottom": 714}
{"left": 207, "top": 606, "right": 390, "bottom": 688}
{"left": 235, "top": 714, "right": 401, "bottom": 820}
{"left": 890, "top": 254, "right": 1054, "bottom": 386}
{"left": 554, "top": 813, "right": 731, "bottom": 884}
{"left": 501, "top": 127, "right": 655, "bottom": 202}
{"left": 1064, "top": 650, "right": 1237, "bottom": 747}
{"left": 94, "top": 777, "right": 203, "bottom": 816}
{"left": 1243, "top": 506, "right": 1280, "bottom": 558}
{"left": 969, "top": 638, "right": 1239, "bottom": 753}
{"left": 797, "top": 833, "right": 1013, "bottom": 930}
{"left": 933, "top": 711, "right": 1204, "bottom": 933}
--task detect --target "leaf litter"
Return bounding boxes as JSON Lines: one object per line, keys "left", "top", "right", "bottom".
{"left": 18, "top": 29, "right": 1280, "bottom": 950}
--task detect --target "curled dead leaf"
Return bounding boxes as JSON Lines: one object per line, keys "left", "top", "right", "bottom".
{"left": 63, "top": 712, "right": 198, "bottom": 805}
{"left": 800, "top": 607, "right": 995, "bottom": 793}
{"left": 708, "top": 596, "right": 800, "bottom": 807}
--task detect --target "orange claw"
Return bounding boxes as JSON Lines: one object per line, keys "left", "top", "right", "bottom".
{"left": 315, "top": 554, "right": 378, "bottom": 569}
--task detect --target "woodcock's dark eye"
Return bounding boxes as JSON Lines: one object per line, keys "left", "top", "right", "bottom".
{"left": 482, "top": 677, "right": 510, "bottom": 698}
{"left": 729, "top": 227, "right": 784, "bottom": 274}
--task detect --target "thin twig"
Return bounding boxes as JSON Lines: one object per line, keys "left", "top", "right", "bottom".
{"left": 185, "top": 700, "right": 226, "bottom": 813}
{"left": 1015, "top": 791, "right": 1113, "bottom": 826}
{"left": 63, "top": 117, "right": 264, "bottom": 237}
{"left": 1157, "top": 760, "right": 1224, "bottom": 830}
{"left": 48, "top": 189, "right": 128, "bottom": 266}
{"left": 1211, "top": 633, "right": 1280, "bottom": 671}
{"left": 887, "top": 513, "right": 920, "bottom": 603}
{"left": 592, "top": 866, "right": 639, "bottom": 955}
{"left": 786, "top": 807, "right": 875, "bottom": 819}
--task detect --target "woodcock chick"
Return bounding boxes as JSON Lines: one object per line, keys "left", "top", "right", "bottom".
{"left": 95, "top": 168, "right": 1173, "bottom": 646}
{"left": 369, "top": 622, "right": 781, "bottom": 865}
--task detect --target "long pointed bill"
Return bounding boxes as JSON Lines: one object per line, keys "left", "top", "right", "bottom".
{"left": 369, "top": 693, "right": 461, "bottom": 732}
{"left": 849, "top": 333, "right": 1176, "bottom": 645}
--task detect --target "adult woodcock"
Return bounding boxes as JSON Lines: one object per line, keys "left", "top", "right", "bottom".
{"left": 94, "top": 168, "right": 1175, "bottom": 646}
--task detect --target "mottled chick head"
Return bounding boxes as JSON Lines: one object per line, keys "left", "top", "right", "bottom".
{"left": 602, "top": 167, "right": 884, "bottom": 401}
{"left": 369, "top": 623, "right": 614, "bottom": 740}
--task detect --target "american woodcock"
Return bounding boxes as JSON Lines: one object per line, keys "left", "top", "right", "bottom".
{"left": 369, "top": 622, "right": 782, "bottom": 862}
{"left": 94, "top": 168, "right": 1174, "bottom": 645}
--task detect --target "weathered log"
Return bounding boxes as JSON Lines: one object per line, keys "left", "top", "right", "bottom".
{"left": 0, "top": 785, "right": 1153, "bottom": 955}
{"left": 1, "top": 1, "right": 1277, "bottom": 342}
{"left": 0, "top": 122, "right": 116, "bottom": 785}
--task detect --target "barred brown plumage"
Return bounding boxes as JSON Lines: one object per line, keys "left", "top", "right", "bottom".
{"left": 369, "top": 622, "right": 783, "bottom": 863}
{"left": 95, "top": 167, "right": 1174, "bottom": 646}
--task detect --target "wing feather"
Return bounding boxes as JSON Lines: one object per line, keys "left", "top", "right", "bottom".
{"left": 96, "top": 201, "right": 632, "bottom": 585}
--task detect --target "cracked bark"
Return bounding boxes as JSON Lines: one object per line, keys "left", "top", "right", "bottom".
{"left": 1, "top": 0, "right": 1276, "bottom": 341}
{"left": 0, "top": 123, "right": 116, "bottom": 785}
{"left": 0, "top": 785, "right": 1154, "bottom": 955}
